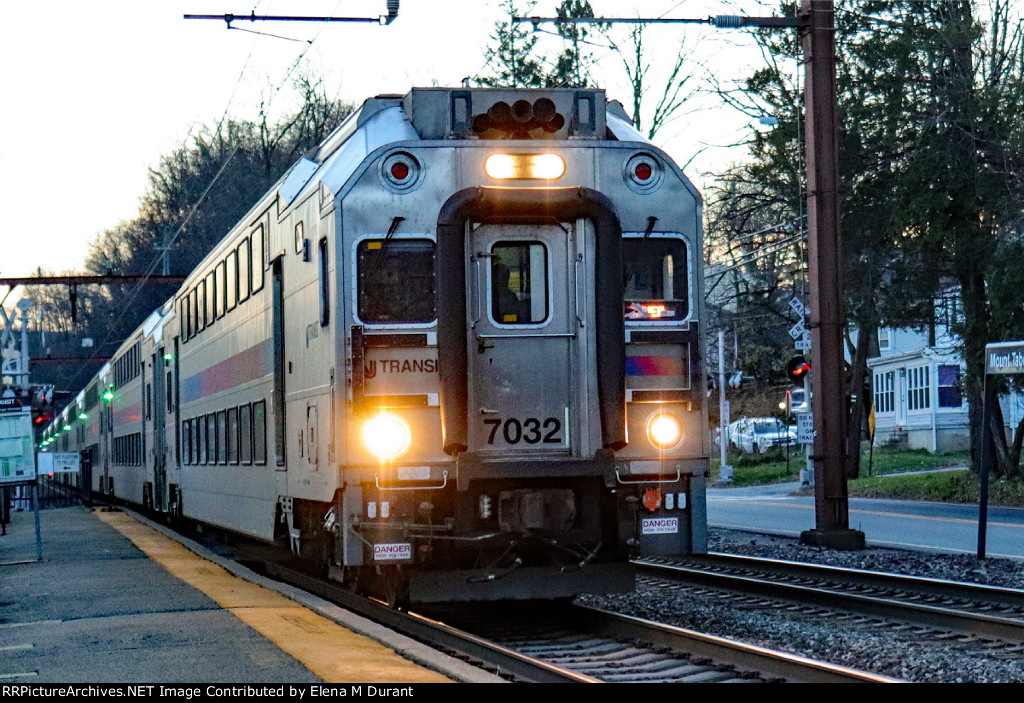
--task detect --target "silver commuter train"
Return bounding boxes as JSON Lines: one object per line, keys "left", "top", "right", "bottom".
{"left": 42, "top": 87, "right": 709, "bottom": 603}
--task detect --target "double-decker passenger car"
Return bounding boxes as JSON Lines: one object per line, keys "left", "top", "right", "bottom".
{"left": 42, "top": 87, "right": 709, "bottom": 604}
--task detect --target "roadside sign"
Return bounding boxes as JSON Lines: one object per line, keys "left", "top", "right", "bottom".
{"left": 789, "top": 320, "right": 805, "bottom": 339}
{"left": 980, "top": 339, "right": 1024, "bottom": 561}
{"left": 795, "top": 331, "right": 811, "bottom": 351}
{"left": 986, "top": 341, "right": 1024, "bottom": 374}
{"left": 789, "top": 297, "right": 806, "bottom": 316}
{"left": 796, "top": 412, "right": 814, "bottom": 444}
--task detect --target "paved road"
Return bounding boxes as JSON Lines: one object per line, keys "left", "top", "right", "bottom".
{"left": 707, "top": 474, "right": 1024, "bottom": 561}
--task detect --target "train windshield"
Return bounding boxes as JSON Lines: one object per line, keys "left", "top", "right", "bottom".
{"left": 357, "top": 238, "right": 436, "bottom": 324}
{"left": 623, "top": 236, "right": 689, "bottom": 321}
{"left": 753, "top": 420, "right": 784, "bottom": 434}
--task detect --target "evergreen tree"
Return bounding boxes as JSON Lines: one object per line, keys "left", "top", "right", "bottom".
{"left": 707, "top": 1, "right": 1024, "bottom": 476}
{"left": 475, "top": 0, "right": 547, "bottom": 88}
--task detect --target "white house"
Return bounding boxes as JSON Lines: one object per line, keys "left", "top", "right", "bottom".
{"left": 868, "top": 292, "right": 1024, "bottom": 453}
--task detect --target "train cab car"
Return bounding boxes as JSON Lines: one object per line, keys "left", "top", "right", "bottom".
{"left": 42, "top": 87, "right": 708, "bottom": 605}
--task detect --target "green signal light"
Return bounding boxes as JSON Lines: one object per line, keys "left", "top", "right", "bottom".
{"left": 103, "top": 390, "right": 114, "bottom": 402}
{"left": 79, "top": 412, "right": 88, "bottom": 419}
{"left": 63, "top": 424, "right": 72, "bottom": 431}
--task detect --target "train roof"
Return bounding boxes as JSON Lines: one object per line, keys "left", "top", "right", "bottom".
{"left": 183, "top": 86, "right": 695, "bottom": 291}
{"left": 277, "top": 86, "right": 666, "bottom": 214}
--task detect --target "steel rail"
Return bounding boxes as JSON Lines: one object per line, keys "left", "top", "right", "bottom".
{"left": 259, "top": 561, "right": 598, "bottom": 683}
{"left": 637, "top": 556, "right": 1024, "bottom": 644}
{"left": 567, "top": 604, "right": 900, "bottom": 683}
{"left": 236, "top": 550, "right": 887, "bottom": 682}
{"left": 698, "top": 553, "right": 1024, "bottom": 609}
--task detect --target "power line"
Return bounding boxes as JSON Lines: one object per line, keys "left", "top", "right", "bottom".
{"left": 59, "top": 1, "right": 378, "bottom": 392}
{"left": 184, "top": 1, "right": 401, "bottom": 26}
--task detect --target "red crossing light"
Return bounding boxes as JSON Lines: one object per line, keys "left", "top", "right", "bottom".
{"left": 786, "top": 356, "right": 811, "bottom": 381}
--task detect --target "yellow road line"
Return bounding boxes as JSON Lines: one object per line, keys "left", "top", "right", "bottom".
{"left": 96, "top": 510, "right": 450, "bottom": 684}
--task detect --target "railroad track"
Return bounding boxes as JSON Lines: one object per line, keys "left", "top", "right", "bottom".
{"left": 161, "top": 513, "right": 895, "bottom": 683}
{"left": 429, "top": 600, "right": 897, "bottom": 683}
{"left": 638, "top": 554, "right": 1024, "bottom": 649}
{"left": 229, "top": 551, "right": 895, "bottom": 683}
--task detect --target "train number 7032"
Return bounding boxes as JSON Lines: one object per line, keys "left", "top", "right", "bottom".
{"left": 483, "top": 417, "right": 562, "bottom": 445}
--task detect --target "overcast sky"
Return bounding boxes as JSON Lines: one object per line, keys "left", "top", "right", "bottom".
{"left": 0, "top": 0, "right": 780, "bottom": 288}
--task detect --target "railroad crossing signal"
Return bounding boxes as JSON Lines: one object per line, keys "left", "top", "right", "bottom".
{"left": 787, "top": 356, "right": 811, "bottom": 381}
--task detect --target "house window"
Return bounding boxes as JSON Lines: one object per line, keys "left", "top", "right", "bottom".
{"left": 874, "top": 371, "right": 895, "bottom": 413}
{"left": 908, "top": 366, "right": 930, "bottom": 411}
{"left": 878, "top": 327, "right": 891, "bottom": 351}
{"left": 938, "top": 365, "right": 963, "bottom": 408}
{"left": 936, "top": 291, "right": 963, "bottom": 329}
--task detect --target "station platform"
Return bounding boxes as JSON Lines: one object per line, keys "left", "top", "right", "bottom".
{"left": 0, "top": 505, "right": 503, "bottom": 684}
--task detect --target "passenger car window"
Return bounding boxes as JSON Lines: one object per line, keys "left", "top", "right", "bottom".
{"left": 490, "top": 242, "right": 548, "bottom": 324}
{"left": 237, "top": 239, "right": 251, "bottom": 302}
{"left": 357, "top": 238, "right": 435, "bottom": 324}
{"left": 623, "top": 236, "right": 689, "bottom": 321}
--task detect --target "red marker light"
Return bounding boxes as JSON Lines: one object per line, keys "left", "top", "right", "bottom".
{"left": 635, "top": 162, "right": 653, "bottom": 181}
{"left": 390, "top": 161, "right": 410, "bottom": 180}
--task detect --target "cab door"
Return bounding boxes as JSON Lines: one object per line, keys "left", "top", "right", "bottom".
{"left": 467, "top": 223, "right": 579, "bottom": 457}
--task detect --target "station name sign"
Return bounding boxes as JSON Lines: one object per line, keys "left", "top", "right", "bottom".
{"left": 0, "top": 396, "right": 30, "bottom": 413}
{"left": 986, "top": 341, "right": 1024, "bottom": 375}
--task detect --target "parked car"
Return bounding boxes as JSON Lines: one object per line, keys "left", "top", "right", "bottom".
{"left": 787, "top": 387, "right": 809, "bottom": 413}
{"left": 727, "top": 417, "right": 797, "bottom": 454}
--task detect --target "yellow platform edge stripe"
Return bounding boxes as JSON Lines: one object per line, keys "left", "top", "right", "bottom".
{"left": 95, "top": 510, "right": 450, "bottom": 684}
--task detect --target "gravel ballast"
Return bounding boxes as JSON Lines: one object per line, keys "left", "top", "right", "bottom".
{"left": 579, "top": 528, "right": 1024, "bottom": 683}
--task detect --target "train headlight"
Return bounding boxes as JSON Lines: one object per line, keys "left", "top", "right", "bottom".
{"left": 361, "top": 412, "right": 412, "bottom": 461}
{"left": 485, "top": 153, "right": 565, "bottom": 180}
{"left": 647, "top": 412, "right": 682, "bottom": 449}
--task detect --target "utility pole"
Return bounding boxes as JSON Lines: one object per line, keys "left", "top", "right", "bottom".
{"left": 517, "top": 0, "right": 865, "bottom": 549}
{"left": 798, "top": 1, "right": 862, "bottom": 548}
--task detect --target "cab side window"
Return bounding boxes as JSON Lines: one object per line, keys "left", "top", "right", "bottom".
{"left": 623, "top": 236, "right": 689, "bottom": 321}
{"left": 356, "top": 238, "right": 435, "bottom": 324}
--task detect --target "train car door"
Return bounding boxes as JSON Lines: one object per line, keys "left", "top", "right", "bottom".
{"left": 81, "top": 446, "right": 94, "bottom": 507}
{"left": 152, "top": 348, "right": 167, "bottom": 511}
{"left": 467, "top": 223, "right": 577, "bottom": 457}
{"left": 272, "top": 257, "right": 287, "bottom": 468}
